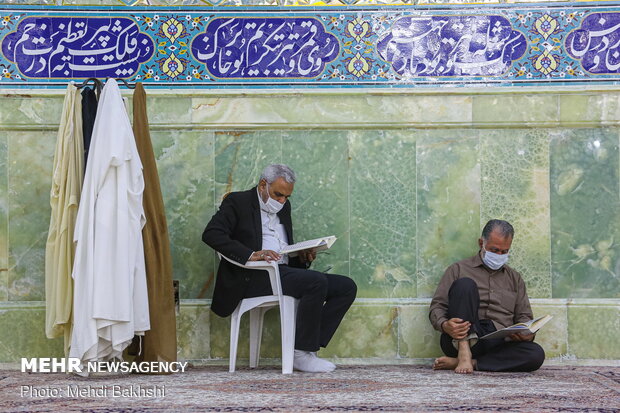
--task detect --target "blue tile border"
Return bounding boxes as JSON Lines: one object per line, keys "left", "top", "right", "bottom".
{"left": 1, "top": 4, "right": 620, "bottom": 88}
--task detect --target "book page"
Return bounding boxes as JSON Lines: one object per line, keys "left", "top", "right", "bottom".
{"left": 480, "top": 315, "right": 552, "bottom": 340}
{"left": 282, "top": 239, "right": 326, "bottom": 252}
{"left": 280, "top": 235, "right": 337, "bottom": 256}
{"left": 529, "top": 314, "right": 552, "bottom": 332}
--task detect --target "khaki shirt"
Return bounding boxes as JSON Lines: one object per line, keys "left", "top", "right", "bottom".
{"left": 429, "top": 252, "right": 533, "bottom": 332}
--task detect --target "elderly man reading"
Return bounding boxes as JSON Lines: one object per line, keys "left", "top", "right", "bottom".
{"left": 202, "top": 164, "right": 357, "bottom": 373}
{"left": 429, "top": 219, "right": 545, "bottom": 373}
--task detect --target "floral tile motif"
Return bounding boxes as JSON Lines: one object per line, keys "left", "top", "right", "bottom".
{"left": 511, "top": 10, "right": 586, "bottom": 80}
{"left": 1, "top": 5, "right": 620, "bottom": 87}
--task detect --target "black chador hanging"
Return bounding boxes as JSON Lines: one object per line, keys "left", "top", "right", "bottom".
{"left": 81, "top": 86, "right": 98, "bottom": 166}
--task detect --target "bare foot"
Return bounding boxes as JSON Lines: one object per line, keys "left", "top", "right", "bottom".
{"left": 433, "top": 356, "right": 458, "bottom": 370}
{"left": 455, "top": 358, "right": 474, "bottom": 374}
{"left": 455, "top": 341, "right": 474, "bottom": 374}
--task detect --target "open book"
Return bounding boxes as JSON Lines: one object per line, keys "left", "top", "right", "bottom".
{"left": 280, "top": 235, "right": 337, "bottom": 257}
{"left": 480, "top": 314, "right": 553, "bottom": 340}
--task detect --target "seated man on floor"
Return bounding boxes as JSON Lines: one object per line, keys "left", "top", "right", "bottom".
{"left": 202, "top": 164, "right": 357, "bottom": 373}
{"left": 428, "top": 219, "right": 545, "bottom": 374}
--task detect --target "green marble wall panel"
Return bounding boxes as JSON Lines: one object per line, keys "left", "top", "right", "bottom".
{"left": 283, "top": 131, "right": 349, "bottom": 277}
{"left": 192, "top": 98, "right": 298, "bottom": 126}
{"left": 550, "top": 129, "right": 620, "bottom": 298}
{"left": 0, "top": 90, "right": 619, "bottom": 363}
{"left": 190, "top": 96, "right": 472, "bottom": 127}
{"left": 400, "top": 302, "right": 568, "bottom": 360}
{"left": 8, "top": 131, "right": 54, "bottom": 301}
{"left": 213, "top": 131, "right": 281, "bottom": 204}
{"left": 473, "top": 95, "right": 559, "bottom": 125}
{"left": 209, "top": 306, "right": 283, "bottom": 360}
{"left": 559, "top": 95, "right": 620, "bottom": 126}
{"left": 0, "top": 131, "right": 7, "bottom": 301}
{"left": 416, "top": 131, "right": 481, "bottom": 298}
{"left": 152, "top": 130, "right": 215, "bottom": 299}
{"left": 210, "top": 304, "right": 399, "bottom": 361}
{"left": 177, "top": 302, "right": 210, "bottom": 360}
{"left": 398, "top": 304, "right": 442, "bottom": 359}
{"left": 0, "top": 306, "right": 63, "bottom": 362}
{"left": 211, "top": 305, "right": 397, "bottom": 361}
{"left": 0, "top": 97, "right": 63, "bottom": 126}
{"left": 0, "top": 300, "right": 617, "bottom": 363}
{"left": 480, "top": 129, "right": 552, "bottom": 298}
{"left": 568, "top": 303, "right": 620, "bottom": 359}
{"left": 349, "top": 130, "right": 416, "bottom": 298}
{"left": 146, "top": 97, "right": 192, "bottom": 125}
{"left": 319, "top": 304, "right": 399, "bottom": 358}
{"left": 209, "top": 311, "right": 231, "bottom": 359}
{"left": 530, "top": 302, "right": 568, "bottom": 358}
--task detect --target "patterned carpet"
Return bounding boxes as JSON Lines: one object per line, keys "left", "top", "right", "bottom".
{"left": 1, "top": 364, "right": 619, "bottom": 412}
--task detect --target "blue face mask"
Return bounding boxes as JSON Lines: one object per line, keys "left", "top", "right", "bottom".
{"left": 482, "top": 248, "right": 509, "bottom": 270}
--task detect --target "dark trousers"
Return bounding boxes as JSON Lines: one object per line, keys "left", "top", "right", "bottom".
{"left": 245, "top": 265, "right": 357, "bottom": 352}
{"left": 440, "top": 277, "right": 545, "bottom": 372}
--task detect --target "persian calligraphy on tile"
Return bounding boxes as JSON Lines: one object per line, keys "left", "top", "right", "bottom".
{"left": 1, "top": 17, "right": 154, "bottom": 78}
{"left": 191, "top": 17, "right": 339, "bottom": 78}
{"left": 566, "top": 12, "right": 620, "bottom": 74}
{"left": 376, "top": 16, "right": 526, "bottom": 77}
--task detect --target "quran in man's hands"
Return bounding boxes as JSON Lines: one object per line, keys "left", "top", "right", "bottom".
{"left": 280, "top": 236, "right": 337, "bottom": 257}
{"left": 480, "top": 314, "right": 553, "bottom": 340}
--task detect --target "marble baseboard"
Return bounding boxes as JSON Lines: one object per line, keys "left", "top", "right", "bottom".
{"left": 0, "top": 299, "right": 617, "bottom": 363}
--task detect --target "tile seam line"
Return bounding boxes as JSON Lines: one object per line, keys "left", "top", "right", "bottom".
{"left": 9, "top": 124, "right": 620, "bottom": 132}
{"left": 5, "top": 88, "right": 620, "bottom": 96}
{"left": 0, "top": 298, "right": 615, "bottom": 307}
{"left": 4, "top": 129, "right": 8, "bottom": 302}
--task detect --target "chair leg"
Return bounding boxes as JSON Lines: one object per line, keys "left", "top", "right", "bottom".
{"left": 280, "top": 298, "right": 299, "bottom": 374}
{"left": 229, "top": 308, "right": 242, "bottom": 373}
{"left": 249, "top": 307, "right": 267, "bottom": 368}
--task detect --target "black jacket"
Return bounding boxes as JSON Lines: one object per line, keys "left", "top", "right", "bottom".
{"left": 202, "top": 187, "right": 306, "bottom": 317}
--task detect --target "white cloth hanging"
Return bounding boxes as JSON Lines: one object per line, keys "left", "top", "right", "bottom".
{"left": 69, "top": 79, "right": 150, "bottom": 370}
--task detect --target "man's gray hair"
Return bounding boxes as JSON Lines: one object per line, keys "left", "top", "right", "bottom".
{"left": 481, "top": 219, "right": 514, "bottom": 240}
{"left": 260, "top": 164, "right": 296, "bottom": 184}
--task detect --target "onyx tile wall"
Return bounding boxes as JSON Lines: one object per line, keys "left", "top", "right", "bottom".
{"left": 550, "top": 129, "right": 620, "bottom": 298}
{"left": 0, "top": 91, "right": 619, "bottom": 362}
{"left": 479, "top": 129, "right": 552, "bottom": 298}
{"left": 350, "top": 130, "right": 417, "bottom": 298}
{"left": 415, "top": 131, "right": 481, "bottom": 298}
{"left": 8, "top": 131, "right": 56, "bottom": 301}
{"left": 151, "top": 129, "right": 216, "bottom": 299}
{"left": 0, "top": 130, "right": 7, "bottom": 302}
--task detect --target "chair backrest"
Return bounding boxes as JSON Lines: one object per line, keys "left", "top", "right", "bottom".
{"left": 216, "top": 253, "right": 283, "bottom": 297}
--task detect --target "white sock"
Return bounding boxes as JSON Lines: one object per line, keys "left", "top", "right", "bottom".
{"left": 293, "top": 350, "right": 336, "bottom": 373}
{"left": 312, "top": 352, "right": 336, "bottom": 370}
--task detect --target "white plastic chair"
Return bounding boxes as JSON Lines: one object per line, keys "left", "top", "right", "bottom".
{"left": 217, "top": 253, "right": 300, "bottom": 374}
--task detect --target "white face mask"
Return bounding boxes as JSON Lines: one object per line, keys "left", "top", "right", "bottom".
{"left": 259, "top": 183, "right": 284, "bottom": 214}
{"left": 482, "top": 247, "right": 509, "bottom": 270}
